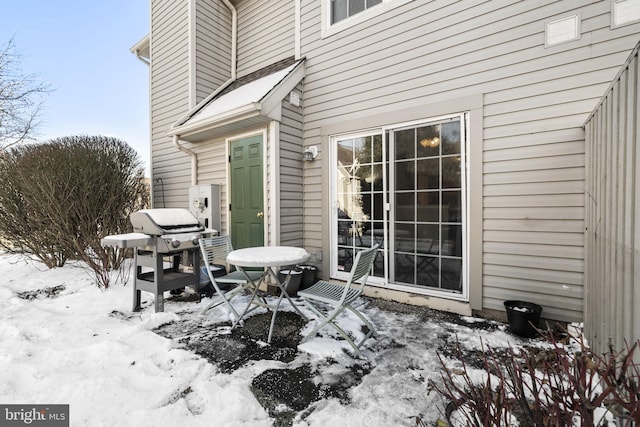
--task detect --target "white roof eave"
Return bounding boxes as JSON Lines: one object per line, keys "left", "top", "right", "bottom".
{"left": 168, "top": 103, "right": 262, "bottom": 138}
{"left": 260, "top": 60, "right": 305, "bottom": 118}
{"left": 130, "top": 34, "right": 150, "bottom": 60}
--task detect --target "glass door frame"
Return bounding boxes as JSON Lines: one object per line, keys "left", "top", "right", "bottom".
{"left": 329, "top": 112, "right": 470, "bottom": 302}
{"left": 329, "top": 129, "right": 388, "bottom": 286}
{"left": 385, "top": 113, "right": 469, "bottom": 301}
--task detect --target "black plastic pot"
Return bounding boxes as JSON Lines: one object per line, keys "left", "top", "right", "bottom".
{"left": 199, "top": 264, "right": 230, "bottom": 289}
{"left": 278, "top": 268, "right": 303, "bottom": 297}
{"left": 296, "top": 264, "right": 318, "bottom": 289}
{"left": 504, "top": 300, "right": 542, "bottom": 338}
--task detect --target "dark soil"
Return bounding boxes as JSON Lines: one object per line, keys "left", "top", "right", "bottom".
{"left": 154, "top": 311, "right": 306, "bottom": 372}
{"left": 251, "top": 361, "right": 371, "bottom": 427}
{"left": 369, "top": 298, "right": 503, "bottom": 332}
{"left": 154, "top": 310, "right": 371, "bottom": 426}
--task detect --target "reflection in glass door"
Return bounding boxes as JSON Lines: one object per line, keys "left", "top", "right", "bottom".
{"left": 335, "top": 134, "right": 386, "bottom": 278}
{"left": 389, "top": 116, "right": 466, "bottom": 294}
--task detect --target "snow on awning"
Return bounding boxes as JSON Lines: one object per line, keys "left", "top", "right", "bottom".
{"left": 169, "top": 58, "right": 305, "bottom": 142}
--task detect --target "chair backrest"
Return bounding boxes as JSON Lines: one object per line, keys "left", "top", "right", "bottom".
{"left": 199, "top": 235, "right": 234, "bottom": 268}
{"left": 346, "top": 243, "right": 380, "bottom": 291}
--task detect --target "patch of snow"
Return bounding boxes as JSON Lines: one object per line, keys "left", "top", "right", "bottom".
{"left": 192, "top": 63, "right": 298, "bottom": 122}
{"left": 139, "top": 312, "right": 181, "bottom": 331}
{"left": 137, "top": 208, "right": 198, "bottom": 226}
{"left": 460, "top": 315, "right": 484, "bottom": 323}
{"left": 0, "top": 253, "right": 567, "bottom": 426}
{"left": 227, "top": 246, "right": 310, "bottom": 267}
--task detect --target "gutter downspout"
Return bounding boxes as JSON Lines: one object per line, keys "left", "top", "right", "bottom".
{"left": 221, "top": 0, "right": 237, "bottom": 80}
{"left": 173, "top": 135, "right": 198, "bottom": 185}
{"left": 130, "top": 35, "right": 150, "bottom": 65}
{"left": 134, "top": 50, "right": 150, "bottom": 66}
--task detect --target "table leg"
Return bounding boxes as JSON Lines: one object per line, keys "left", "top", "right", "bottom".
{"left": 231, "top": 265, "right": 309, "bottom": 344}
{"left": 264, "top": 268, "right": 309, "bottom": 343}
{"left": 232, "top": 267, "right": 267, "bottom": 327}
{"left": 265, "top": 268, "right": 308, "bottom": 320}
{"left": 267, "top": 269, "right": 285, "bottom": 343}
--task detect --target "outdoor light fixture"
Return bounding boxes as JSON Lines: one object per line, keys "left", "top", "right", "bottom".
{"left": 303, "top": 146, "right": 318, "bottom": 161}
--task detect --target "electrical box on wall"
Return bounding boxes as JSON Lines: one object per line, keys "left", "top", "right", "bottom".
{"left": 188, "top": 184, "right": 221, "bottom": 232}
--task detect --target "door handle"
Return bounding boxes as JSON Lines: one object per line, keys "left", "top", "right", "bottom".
{"left": 257, "top": 211, "right": 264, "bottom": 218}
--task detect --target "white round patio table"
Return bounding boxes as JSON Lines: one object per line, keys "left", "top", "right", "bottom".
{"left": 227, "top": 246, "right": 310, "bottom": 343}
{"left": 227, "top": 246, "right": 310, "bottom": 268}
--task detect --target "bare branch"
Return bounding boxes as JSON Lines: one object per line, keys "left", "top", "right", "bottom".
{"left": 0, "top": 38, "right": 50, "bottom": 151}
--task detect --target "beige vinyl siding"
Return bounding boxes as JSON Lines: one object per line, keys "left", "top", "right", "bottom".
{"left": 301, "top": 128, "right": 324, "bottom": 265}
{"left": 300, "top": 0, "right": 640, "bottom": 321}
{"left": 195, "top": 0, "right": 232, "bottom": 104}
{"left": 584, "top": 42, "right": 640, "bottom": 356}
{"left": 279, "top": 86, "right": 304, "bottom": 247}
{"left": 150, "top": 0, "right": 191, "bottom": 208}
{"left": 302, "top": 153, "right": 324, "bottom": 265}
{"left": 235, "top": 0, "right": 295, "bottom": 76}
{"left": 195, "top": 137, "right": 229, "bottom": 236}
{"left": 151, "top": 0, "right": 234, "bottom": 209}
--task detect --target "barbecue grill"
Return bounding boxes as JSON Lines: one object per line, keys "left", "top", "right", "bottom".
{"left": 101, "top": 208, "right": 216, "bottom": 312}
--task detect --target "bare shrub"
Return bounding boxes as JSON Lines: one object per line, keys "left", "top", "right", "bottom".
{"left": 428, "top": 332, "right": 640, "bottom": 426}
{"left": 0, "top": 136, "right": 149, "bottom": 287}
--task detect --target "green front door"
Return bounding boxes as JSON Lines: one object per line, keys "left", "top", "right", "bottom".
{"left": 230, "top": 134, "right": 264, "bottom": 249}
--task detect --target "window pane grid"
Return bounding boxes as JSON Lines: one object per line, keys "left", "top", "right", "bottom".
{"left": 336, "top": 134, "right": 383, "bottom": 274}
{"left": 391, "top": 119, "right": 463, "bottom": 293}
{"left": 331, "top": 0, "right": 385, "bottom": 24}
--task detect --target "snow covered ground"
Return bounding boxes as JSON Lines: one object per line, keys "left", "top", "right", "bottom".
{"left": 0, "top": 253, "right": 544, "bottom": 426}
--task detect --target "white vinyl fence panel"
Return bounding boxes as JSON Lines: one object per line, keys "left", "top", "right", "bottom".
{"left": 584, "top": 41, "right": 640, "bottom": 356}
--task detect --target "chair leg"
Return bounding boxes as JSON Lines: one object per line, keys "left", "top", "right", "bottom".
{"left": 231, "top": 282, "right": 261, "bottom": 327}
{"left": 201, "top": 297, "right": 241, "bottom": 321}
{"left": 200, "top": 285, "right": 244, "bottom": 323}
{"left": 301, "top": 314, "right": 364, "bottom": 357}
{"left": 300, "top": 301, "right": 373, "bottom": 357}
{"left": 342, "top": 304, "right": 376, "bottom": 353}
{"left": 328, "top": 318, "right": 365, "bottom": 357}
{"left": 346, "top": 304, "right": 378, "bottom": 341}
{"left": 299, "top": 302, "right": 332, "bottom": 343}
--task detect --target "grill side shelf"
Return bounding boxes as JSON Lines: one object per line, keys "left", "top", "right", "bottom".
{"left": 101, "top": 233, "right": 154, "bottom": 249}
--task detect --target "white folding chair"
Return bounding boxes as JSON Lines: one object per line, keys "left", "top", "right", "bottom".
{"left": 298, "top": 244, "right": 380, "bottom": 357}
{"left": 199, "top": 236, "right": 264, "bottom": 323}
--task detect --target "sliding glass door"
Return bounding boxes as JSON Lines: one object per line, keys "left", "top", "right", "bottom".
{"left": 331, "top": 113, "right": 467, "bottom": 297}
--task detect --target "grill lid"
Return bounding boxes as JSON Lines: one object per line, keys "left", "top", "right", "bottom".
{"left": 130, "top": 208, "right": 204, "bottom": 236}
